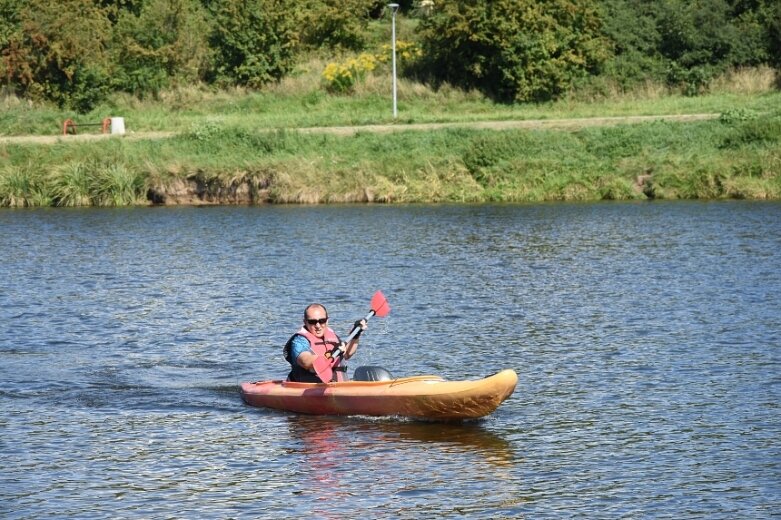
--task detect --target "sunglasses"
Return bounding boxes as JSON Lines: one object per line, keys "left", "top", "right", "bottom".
{"left": 306, "top": 317, "right": 328, "bottom": 325}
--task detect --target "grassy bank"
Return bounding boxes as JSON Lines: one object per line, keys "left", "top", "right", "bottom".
{"left": 2, "top": 107, "right": 779, "bottom": 206}
{"left": 1, "top": 66, "right": 780, "bottom": 206}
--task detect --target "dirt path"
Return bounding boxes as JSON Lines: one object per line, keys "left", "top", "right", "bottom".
{"left": 0, "top": 113, "right": 719, "bottom": 144}
{"left": 0, "top": 131, "right": 175, "bottom": 145}
{"left": 297, "top": 113, "right": 719, "bottom": 136}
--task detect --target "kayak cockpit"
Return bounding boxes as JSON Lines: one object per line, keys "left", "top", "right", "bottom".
{"left": 353, "top": 365, "right": 393, "bottom": 381}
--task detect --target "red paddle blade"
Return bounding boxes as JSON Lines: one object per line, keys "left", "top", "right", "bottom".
{"left": 313, "top": 355, "right": 333, "bottom": 383}
{"left": 370, "top": 291, "right": 390, "bottom": 317}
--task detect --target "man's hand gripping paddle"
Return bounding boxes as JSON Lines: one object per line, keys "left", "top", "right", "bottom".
{"left": 313, "top": 291, "right": 390, "bottom": 383}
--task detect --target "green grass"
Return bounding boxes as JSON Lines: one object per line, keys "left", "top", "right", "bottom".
{"left": 3, "top": 87, "right": 773, "bottom": 136}
{"left": 2, "top": 106, "right": 779, "bottom": 206}
{"left": 1, "top": 65, "right": 779, "bottom": 206}
{"left": 3, "top": 61, "right": 780, "bottom": 136}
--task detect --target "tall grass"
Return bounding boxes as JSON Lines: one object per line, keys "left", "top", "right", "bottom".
{"left": 709, "top": 66, "right": 778, "bottom": 95}
{"left": 49, "top": 162, "right": 93, "bottom": 206}
{"left": 93, "top": 164, "right": 145, "bottom": 206}
{"left": 1, "top": 156, "right": 145, "bottom": 207}
{"left": 0, "top": 164, "right": 51, "bottom": 207}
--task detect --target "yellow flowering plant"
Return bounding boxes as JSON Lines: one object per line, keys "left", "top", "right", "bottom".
{"left": 322, "top": 53, "right": 379, "bottom": 93}
{"left": 321, "top": 43, "right": 421, "bottom": 94}
{"left": 377, "top": 41, "right": 423, "bottom": 64}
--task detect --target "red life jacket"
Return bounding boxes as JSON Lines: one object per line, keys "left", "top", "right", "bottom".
{"left": 286, "top": 326, "right": 346, "bottom": 382}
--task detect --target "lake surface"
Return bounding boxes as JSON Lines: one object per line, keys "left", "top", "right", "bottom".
{"left": 1, "top": 201, "right": 779, "bottom": 519}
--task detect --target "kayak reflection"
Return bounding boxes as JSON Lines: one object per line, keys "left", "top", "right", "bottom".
{"left": 285, "top": 417, "right": 346, "bottom": 520}
{"left": 286, "top": 415, "right": 515, "bottom": 468}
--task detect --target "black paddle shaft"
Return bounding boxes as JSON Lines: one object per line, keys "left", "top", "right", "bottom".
{"left": 329, "top": 309, "right": 376, "bottom": 363}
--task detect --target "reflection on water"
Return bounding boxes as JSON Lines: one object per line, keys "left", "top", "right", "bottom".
{"left": 281, "top": 415, "right": 519, "bottom": 518}
{"left": 2, "top": 202, "right": 780, "bottom": 518}
{"left": 287, "top": 415, "right": 516, "bottom": 466}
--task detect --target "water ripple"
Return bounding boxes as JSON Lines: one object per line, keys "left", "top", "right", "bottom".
{"left": 1, "top": 202, "right": 780, "bottom": 518}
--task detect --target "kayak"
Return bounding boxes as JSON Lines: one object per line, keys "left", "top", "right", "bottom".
{"left": 240, "top": 369, "right": 517, "bottom": 421}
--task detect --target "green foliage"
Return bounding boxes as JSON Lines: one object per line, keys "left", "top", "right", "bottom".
{"left": 185, "top": 118, "right": 225, "bottom": 142}
{"left": 182, "top": 121, "right": 299, "bottom": 153}
{"left": 597, "top": 0, "right": 666, "bottom": 87}
{"left": 297, "top": 0, "right": 377, "bottom": 51}
{"left": 598, "top": 0, "right": 781, "bottom": 92}
{"left": 98, "top": 0, "right": 143, "bottom": 18}
{"left": 415, "top": 0, "right": 612, "bottom": 102}
{"left": 765, "top": 1, "right": 781, "bottom": 67}
{"left": 0, "top": 163, "right": 51, "bottom": 207}
{"left": 0, "top": 0, "right": 25, "bottom": 91}
{"left": 655, "top": 0, "right": 735, "bottom": 67}
{"left": 9, "top": 0, "right": 114, "bottom": 112}
{"left": 719, "top": 108, "right": 759, "bottom": 124}
{"left": 3, "top": 100, "right": 781, "bottom": 205}
{"left": 94, "top": 163, "right": 144, "bottom": 206}
{"left": 112, "top": 0, "right": 211, "bottom": 98}
{"left": 2, "top": 0, "right": 779, "bottom": 107}
{"left": 49, "top": 162, "right": 93, "bottom": 206}
{"left": 1, "top": 157, "right": 145, "bottom": 207}
{"left": 462, "top": 132, "right": 538, "bottom": 183}
{"left": 651, "top": 0, "right": 744, "bottom": 93}
{"left": 208, "top": 0, "right": 298, "bottom": 88}
{"left": 720, "top": 113, "right": 781, "bottom": 149}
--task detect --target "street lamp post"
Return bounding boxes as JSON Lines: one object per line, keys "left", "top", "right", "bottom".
{"left": 388, "top": 3, "right": 399, "bottom": 119}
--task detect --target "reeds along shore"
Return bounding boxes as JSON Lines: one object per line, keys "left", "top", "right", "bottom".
{"left": 1, "top": 67, "right": 780, "bottom": 207}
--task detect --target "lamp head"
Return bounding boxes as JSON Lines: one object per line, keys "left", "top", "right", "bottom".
{"left": 388, "top": 3, "right": 399, "bottom": 13}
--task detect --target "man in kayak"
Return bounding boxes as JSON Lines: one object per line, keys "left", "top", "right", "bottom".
{"left": 283, "top": 303, "right": 367, "bottom": 383}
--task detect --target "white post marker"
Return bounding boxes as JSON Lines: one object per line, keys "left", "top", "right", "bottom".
{"left": 110, "top": 117, "right": 125, "bottom": 135}
{"left": 388, "top": 3, "right": 399, "bottom": 119}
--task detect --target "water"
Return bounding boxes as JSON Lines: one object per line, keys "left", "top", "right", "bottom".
{"left": 1, "top": 202, "right": 779, "bottom": 518}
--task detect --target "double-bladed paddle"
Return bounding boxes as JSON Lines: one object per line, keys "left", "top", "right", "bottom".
{"left": 313, "top": 291, "right": 390, "bottom": 383}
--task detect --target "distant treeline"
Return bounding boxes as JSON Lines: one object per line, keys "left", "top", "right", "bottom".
{"left": 1, "top": 0, "right": 779, "bottom": 112}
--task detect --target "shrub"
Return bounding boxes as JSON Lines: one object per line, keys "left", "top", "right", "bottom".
{"left": 597, "top": 0, "right": 780, "bottom": 93}
{"left": 322, "top": 53, "right": 378, "bottom": 93}
{"left": 720, "top": 114, "right": 781, "bottom": 149}
{"left": 597, "top": 0, "right": 665, "bottom": 88}
{"left": 208, "top": 0, "right": 298, "bottom": 88}
{"left": 322, "top": 62, "right": 356, "bottom": 93}
{"left": 0, "top": 163, "right": 50, "bottom": 207}
{"left": 415, "top": 0, "right": 611, "bottom": 103}
{"left": 297, "top": 0, "right": 379, "bottom": 51}
{"left": 49, "top": 162, "right": 93, "bottom": 206}
{"left": 94, "top": 163, "right": 144, "bottom": 206}
{"left": 8, "top": 0, "right": 114, "bottom": 112}
{"left": 112, "top": 0, "right": 212, "bottom": 98}
{"left": 719, "top": 108, "right": 759, "bottom": 125}
{"left": 377, "top": 40, "right": 422, "bottom": 65}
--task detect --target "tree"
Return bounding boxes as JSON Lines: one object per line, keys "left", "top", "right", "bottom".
{"left": 296, "top": 0, "right": 377, "bottom": 51}
{"left": 651, "top": 0, "right": 776, "bottom": 92}
{"left": 112, "top": 0, "right": 211, "bottom": 97}
{"left": 597, "top": 0, "right": 666, "bottom": 87}
{"left": 595, "top": 0, "right": 779, "bottom": 92}
{"left": 207, "top": 0, "right": 298, "bottom": 88}
{"left": 10, "top": 0, "right": 114, "bottom": 111}
{"left": 416, "top": 0, "right": 611, "bottom": 103}
{"left": 768, "top": 2, "right": 781, "bottom": 67}
{"left": 0, "top": 0, "right": 27, "bottom": 94}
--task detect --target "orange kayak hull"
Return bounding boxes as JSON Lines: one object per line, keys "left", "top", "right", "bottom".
{"left": 240, "top": 369, "right": 517, "bottom": 421}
